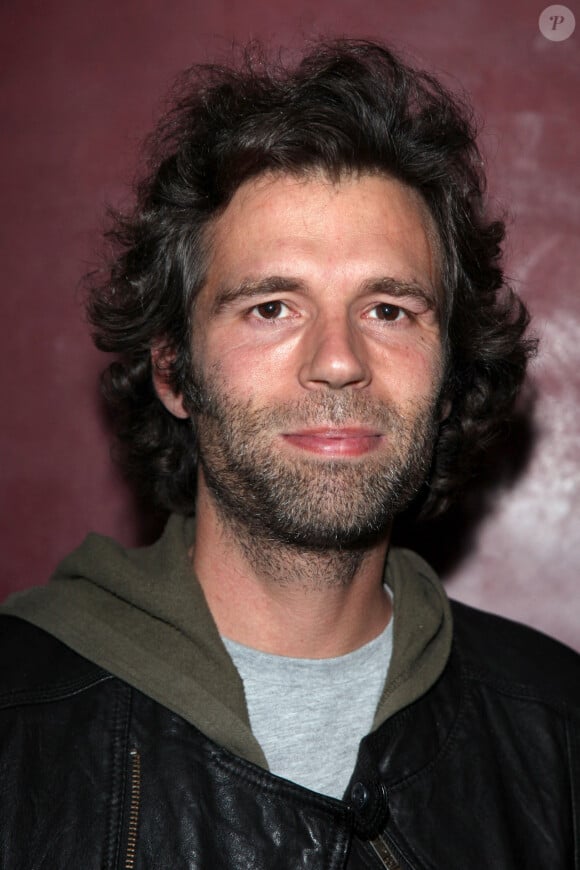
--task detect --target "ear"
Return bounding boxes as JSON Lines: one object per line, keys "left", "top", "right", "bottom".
{"left": 439, "top": 397, "right": 452, "bottom": 422}
{"left": 151, "top": 344, "right": 190, "bottom": 420}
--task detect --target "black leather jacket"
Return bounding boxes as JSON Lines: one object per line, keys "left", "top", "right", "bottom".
{"left": 1, "top": 604, "right": 579, "bottom": 869}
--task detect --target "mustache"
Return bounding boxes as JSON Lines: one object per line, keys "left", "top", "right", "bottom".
{"left": 239, "top": 393, "right": 404, "bottom": 429}
{"left": 186, "top": 374, "right": 430, "bottom": 432}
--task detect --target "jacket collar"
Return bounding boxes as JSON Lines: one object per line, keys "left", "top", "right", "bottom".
{"left": 2, "top": 514, "right": 452, "bottom": 769}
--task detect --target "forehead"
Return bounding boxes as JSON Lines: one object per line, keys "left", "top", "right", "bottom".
{"left": 202, "top": 170, "right": 442, "bottom": 301}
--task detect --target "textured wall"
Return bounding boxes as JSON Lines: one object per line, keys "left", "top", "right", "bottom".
{"left": 1, "top": 0, "right": 578, "bottom": 649}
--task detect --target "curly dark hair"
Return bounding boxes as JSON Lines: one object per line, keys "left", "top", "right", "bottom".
{"left": 87, "top": 38, "right": 536, "bottom": 519}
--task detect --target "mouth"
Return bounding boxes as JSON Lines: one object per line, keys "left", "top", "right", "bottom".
{"left": 281, "top": 427, "right": 384, "bottom": 457}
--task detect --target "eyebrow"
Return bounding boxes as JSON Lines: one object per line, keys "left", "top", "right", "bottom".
{"left": 211, "top": 277, "right": 305, "bottom": 314}
{"left": 360, "top": 277, "right": 438, "bottom": 311}
{"left": 210, "top": 275, "right": 438, "bottom": 315}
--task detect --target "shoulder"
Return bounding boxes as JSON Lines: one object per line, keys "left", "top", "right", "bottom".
{"left": 0, "top": 614, "right": 111, "bottom": 707}
{"left": 450, "top": 599, "right": 580, "bottom": 707}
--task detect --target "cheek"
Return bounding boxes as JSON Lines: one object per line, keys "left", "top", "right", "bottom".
{"left": 202, "top": 330, "right": 303, "bottom": 400}
{"left": 372, "top": 340, "right": 444, "bottom": 401}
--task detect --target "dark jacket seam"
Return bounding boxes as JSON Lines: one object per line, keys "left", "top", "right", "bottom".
{"left": 383, "top": 671, "right": 471, "bottom": 793}
{"left": 0, "top": 672, "right": 113, "bottom": 709}
{"left": 105, "top": 681, "right": 133, "bottom": 870}
{"left": 461, "top": 666, "right": 575, "bottom": 713}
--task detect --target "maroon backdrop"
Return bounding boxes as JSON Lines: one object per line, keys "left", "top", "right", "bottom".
{"left": 1, "top": 1, "right": 579, "bottom": 650}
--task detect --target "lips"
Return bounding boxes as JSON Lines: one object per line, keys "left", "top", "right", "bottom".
{"left": 281, "top": 427, "right": 384, "bottom": 457}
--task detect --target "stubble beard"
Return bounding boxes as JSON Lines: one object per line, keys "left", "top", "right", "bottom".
{"left": 184, "top": 364, "right": 441, "bottom": 586}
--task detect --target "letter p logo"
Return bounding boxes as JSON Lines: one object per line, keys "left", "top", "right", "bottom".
{"left": 539, "top": 5, "right": 576, "bottom": 40}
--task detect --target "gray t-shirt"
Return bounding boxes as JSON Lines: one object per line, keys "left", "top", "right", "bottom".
{"left": 223, "top": 617, "right": 393, "bottom": 799}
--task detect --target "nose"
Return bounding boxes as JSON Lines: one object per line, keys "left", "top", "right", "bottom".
{"left": 298, "top": 314, "right": 371, "bottom": 390}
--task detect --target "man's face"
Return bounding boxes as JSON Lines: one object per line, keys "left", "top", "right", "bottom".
{"left": 183, "top": 171, "right": 445, "bottom": 548}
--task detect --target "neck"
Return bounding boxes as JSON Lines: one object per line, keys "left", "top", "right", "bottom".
{"left": 191, "top": 478, "right": 393, "bottom": 658}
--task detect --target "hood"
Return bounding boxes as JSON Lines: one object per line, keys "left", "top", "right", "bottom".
{"left": 2, "top": 514, "right": 452, "bottom": 768}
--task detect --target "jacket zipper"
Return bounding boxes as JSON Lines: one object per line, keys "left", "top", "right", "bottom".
{"left": 368, "top": 833, "right": 401, "bottom": 870}
{"left": 125, "top": 747, "right": 141, "bottom": 869}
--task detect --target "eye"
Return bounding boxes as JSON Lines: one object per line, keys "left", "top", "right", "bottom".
{"left": 250, "top": 300, "right": 291, "bottom": 320}
{"left": 366, "top": 303, "right": 405, "bottom": 322}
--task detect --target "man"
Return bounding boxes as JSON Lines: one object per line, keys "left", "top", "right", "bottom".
{"left": 1, "top": 39, "right": 578, "bottom": 869}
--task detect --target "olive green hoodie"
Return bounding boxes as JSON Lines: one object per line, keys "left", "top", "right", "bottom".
{"left": 2, "top": 514, "right": 452, "bottom": 770}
